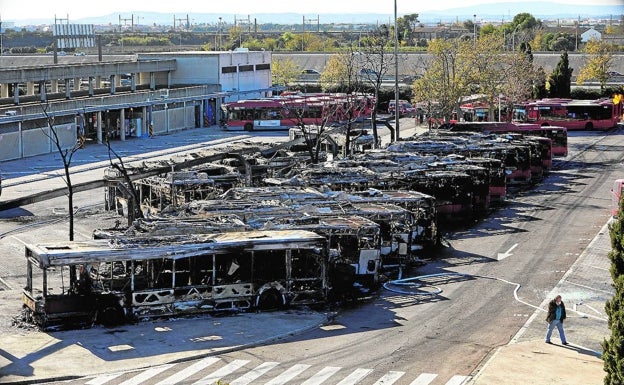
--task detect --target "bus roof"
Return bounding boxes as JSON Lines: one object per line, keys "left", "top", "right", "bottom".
{"left": 26, "top": 229, "right": 325, "bottom": 268}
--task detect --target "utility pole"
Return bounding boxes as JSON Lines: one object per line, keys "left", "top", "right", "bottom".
{"left": 394, "top": 0, "right": 400, "bottom": 141}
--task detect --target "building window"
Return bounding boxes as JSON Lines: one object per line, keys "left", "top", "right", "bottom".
{"left": 222, "top": 66, "right": 237, "bottom": 74}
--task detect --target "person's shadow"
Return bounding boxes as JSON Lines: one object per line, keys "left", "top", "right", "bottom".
{"left": 560, "top": 343, "right": 602, "bottom": 358}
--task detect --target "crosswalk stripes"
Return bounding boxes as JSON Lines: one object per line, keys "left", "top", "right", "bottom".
{"left": 117, "top": 365, "right": 175, "bottom": 385}
{"left": 85, "top": 372, "right": 124, "bottom": 385}
{"left": 335, "top": 368, "right": 374, "bottom": 385}
{"left": 265, "top": 363, "right": 311, "bottom": 384}
{"left": 300, "top": 366, "right": 341, "bottom": 385}
{"left": 86, "top": 359, "right": 472, "bottom": 385}
{"left": 445, "top": 375, "right": 471, "bottom": 385}
{"left": 153, "top": 357, "right": 221, "bottom": 385}
{"left": 372, "top": 370, "right": 405, "bottom": 384}
{"left": 408, "top": 373, "right": 438, "bottom": 384}
{"left": 229, "top": 362, "right": 280, "bottom": 385}
{"left": 193, "top": 359, "right": 249, "bottom": 385}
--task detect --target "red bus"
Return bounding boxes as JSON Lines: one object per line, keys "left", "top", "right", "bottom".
{"left": 445, "top": 121, "right": 568, "bottom": 157}
{"left": 221, "top": 93, "right": 374, "bottom": 131}
{"left": 512, "top": 98, "right": 623, "bottom": 131}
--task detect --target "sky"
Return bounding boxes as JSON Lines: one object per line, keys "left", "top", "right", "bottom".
{"left": 2, "top": 0, "right": 623, "bottom": 22}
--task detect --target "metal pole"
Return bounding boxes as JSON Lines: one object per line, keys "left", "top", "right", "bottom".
{"left": 218, "top": 17, "right": 222, "bottom": 51}
{"left": 473, "top": 14, "right": 477, "bottom": 46}
{"left": 394, "top": 0, "right": 400, "bottom": 141}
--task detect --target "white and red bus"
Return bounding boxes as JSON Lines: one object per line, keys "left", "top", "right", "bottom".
{"left": 220, "top": 93, "right": 374, "bottom": 131}
{"left": 512, "top": 97, "right": 623, "bottom": 131}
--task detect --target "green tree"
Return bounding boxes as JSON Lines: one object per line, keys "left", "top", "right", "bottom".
{"left": 412, "top": 38, "right": 472, "bottom": 124}
{"left": 604, "top": 199, "right": 624, "bottom": 384}
{"left": 576, "top": 38, "right": 615, "bottom": 91}
{"left": 396, "top": 14, "right": 419, "bottom": 45}
{"left": 272, "top": 58, "right": 300, "bottom": 87}
{"left": 548, "top": 51, "right": 573, "bottom": 98}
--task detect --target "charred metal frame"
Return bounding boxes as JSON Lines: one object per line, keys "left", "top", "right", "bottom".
{"left": 22, "top": 230, "right": 327, "bottom": 330}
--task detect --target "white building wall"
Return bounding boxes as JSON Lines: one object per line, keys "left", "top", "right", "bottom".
{"left": 581, "top": 28, "right": 602, "bottom": 42}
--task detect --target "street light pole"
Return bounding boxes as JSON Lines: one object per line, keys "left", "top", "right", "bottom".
{"left": 473, "top": 14, "right": 477, "bottom": 46}
{"left": 394, "top": 0, "right": 400, "bottom": 141}
{"left": 218, "top": 17, "right": 222, "bottom": 51}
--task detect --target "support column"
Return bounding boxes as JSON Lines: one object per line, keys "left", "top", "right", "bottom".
{"left": 0, "top": 83, "right": 9, "bottom": 98}
{"left": 110, "top": 75, "right": 116, "bottom": 95}
{"left": 96, "top": 111, "right": 103, "bottom": 144}
{"left": 200, "top": 100, "right": 205, "bottom": 128}
{"left": 88, "top": 77, "right": 94, "bottom": 97}
{"left": 50, "top": 79, "right": 58, "bottom": 93}
{"left": 13, "top": 83, "right": 20, "bottom": 105}
{"left": 149, "top": 72, "right": 155, "bottom": 90}
{"left": 95, "top": 76, "right": 102, "bottom": 88}
{"left": 120, "top": 108, "right": 126, "bottom": 141}
{"left": 39, "top": 81, "right": 47, "bottom": 102}
{"left": 26, "top": 82, "right": 35, "bottom": 95}
{"left": 130, "top": 73, "right": 136, "bottom": 92}
{"left": 65, "top": 79, "right": 71, "bottom": 99}
{"left": 142, "top": 106, "right": 147, "bottom": 137}
{"left": 74, "top": 77, "right": 81, "bottom": 92}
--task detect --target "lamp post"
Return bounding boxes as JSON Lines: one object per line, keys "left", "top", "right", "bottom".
{"left": 473, "top": 14, "right": 477, "bottom": 46}
{"left": 218, "top": 17, "right": 222, "bottom": 51}
{"left": 394, "top": 0, "right": 400, "bottom": 141}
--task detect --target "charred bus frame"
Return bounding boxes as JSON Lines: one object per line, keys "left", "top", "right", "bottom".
{"left": 22, "top": 230, "right": 328, "bottom": 330}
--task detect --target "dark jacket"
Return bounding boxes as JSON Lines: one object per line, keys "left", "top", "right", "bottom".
{"left": 546, "top": 299, "right": 566, "bottom": 323}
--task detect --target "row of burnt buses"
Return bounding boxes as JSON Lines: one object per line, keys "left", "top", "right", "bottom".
{"left": 23, "top": 96, "right": 620, "bottom": 330}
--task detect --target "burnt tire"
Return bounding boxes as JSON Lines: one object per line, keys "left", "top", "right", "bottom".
{"left": 257, "top": 289, "right": 283, "bottom": 311}
{"left": 244, "top": 123, "right": 253, "bottom": 131}
{"left": 98, "top": 306, "right": 124, "bottom": 327}
{"left": 585, "top": 122, "right": 593, "bottom": 130}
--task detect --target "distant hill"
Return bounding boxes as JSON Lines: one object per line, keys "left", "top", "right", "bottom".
{"left": 7, "top": 2, "right": 624, "bottom": 27}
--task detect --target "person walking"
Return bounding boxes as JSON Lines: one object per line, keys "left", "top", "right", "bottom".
{"left": 545, "top": 294, "right": 568, "bottom": 345}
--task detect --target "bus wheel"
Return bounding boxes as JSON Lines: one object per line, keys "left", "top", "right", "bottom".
{"left": 98, "top": 306, "right": 124, "bottom": 327}
{"left": 585, "top": 122, "right": 593, "bottom": 130}
{"left": 244, "top": 123, "right": 253, "bottom": 131}
{"left": 257, "top": 288, "right": 284, "bottom": 311}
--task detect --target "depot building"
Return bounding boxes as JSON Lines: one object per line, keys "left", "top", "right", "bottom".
{"left": 0, "top": 50, "right": 274, "bottom": 161}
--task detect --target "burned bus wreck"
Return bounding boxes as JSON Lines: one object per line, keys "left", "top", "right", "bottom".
{"left": 22, "top": 230, "right": 328, "bottom": 330}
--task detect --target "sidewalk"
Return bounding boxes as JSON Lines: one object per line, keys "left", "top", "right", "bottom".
{"left": 0, "top": 310, "right": 333, "bottom": 384}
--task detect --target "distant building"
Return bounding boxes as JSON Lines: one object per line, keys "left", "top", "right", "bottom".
{"left": 581, "top": 27, "right": 602, "bottom": 42}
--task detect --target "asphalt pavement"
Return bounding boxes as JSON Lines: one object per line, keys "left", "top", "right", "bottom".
{"left": 0, "top": 121, "right": 613, "bottom": 384}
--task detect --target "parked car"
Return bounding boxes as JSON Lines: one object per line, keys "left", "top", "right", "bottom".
{"left": 359, "top": 68, "right": 379, "bottom": 81}
{"left": 301, "top": 69, "right": 320, "bottom": 75}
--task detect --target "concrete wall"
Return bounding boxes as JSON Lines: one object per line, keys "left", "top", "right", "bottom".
{"left": 0, "top": 123, "right": 77, "bottom": 161}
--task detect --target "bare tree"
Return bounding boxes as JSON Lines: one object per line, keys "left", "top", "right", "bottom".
{"left": 40, "top": 104, "right": 82, "bottom": 241}
{"left": 104, "top": 140, "right": 145, "bottom": 226}
{"left": 359, "top": 24, "right": 398, "bottom": 147}
{"left": 319, "top": 48, "right": 369, "bottom": 155}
